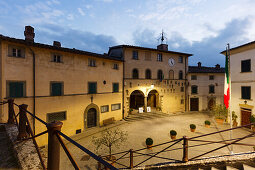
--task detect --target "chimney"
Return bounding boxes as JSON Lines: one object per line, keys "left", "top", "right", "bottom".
{"left": 157, "top": 44, "right": 168, "bottom": 51}
{"left": 53, "top": 41, "right": 61, "bottom": 47}
{"left": 215, "top": 64, "right": 220, "bottom": 69}
{"left": 24, "top": 26, "right": 35, "bottom": 42}
{"left": 198, "top": 62, "right": 201, "bottom": 68}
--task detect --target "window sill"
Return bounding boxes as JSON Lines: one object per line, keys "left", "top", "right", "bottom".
{"left": 88, "top": 65, "right": 97, "bottom": 67}
{"left": 240, "top": 98, "right": 253, "bottom": 101}
{"left": 132, "top": 58, "right": 139, "bottom": 60}
{"left": 240, "top": 71, "right": 252, "bottom": 73}
{"left": 8, "top": 55, "right": 25, "bottom": 59}
{"left": 51, "top": 61, "right": 63, "bottom": 64}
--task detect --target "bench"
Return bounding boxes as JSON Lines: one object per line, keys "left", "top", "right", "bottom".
{"left": 103, "top": 117, "right": 115, "bottom": 126}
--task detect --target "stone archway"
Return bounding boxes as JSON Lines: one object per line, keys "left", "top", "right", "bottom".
{"left": 84, "top": 103, "right": 100, "bottom": 129}
{"left": 130, "top": 90, "right": 145, "bottom": 109}
{"left": 147, "top": 90, "right": 159, "bottom": 108}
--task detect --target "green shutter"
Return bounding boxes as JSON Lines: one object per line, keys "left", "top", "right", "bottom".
{"left": 89, "top": 83, "right": 97, "bottom": 94}
{"left": 9, "top": 82, "right": 24, "bottom": 98}
{"left": 113, "top": 83, "right": 119, "bottom": 92}
{"left": 52, "top": 83, "right": 62, "bottom": 96}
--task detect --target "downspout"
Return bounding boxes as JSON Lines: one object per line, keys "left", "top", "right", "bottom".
{"left": 122, "top": 48, "right": 125, "bottom": 119}
{"left": 29, "top": 48, "right": 36, "bottom": 135}
{"left": 185, "top": 56, "right": 187, "bottom": 112}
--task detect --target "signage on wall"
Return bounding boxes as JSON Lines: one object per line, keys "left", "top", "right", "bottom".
{"left": 147, "top": 107, "right": 151, "bottom": 113}
{"left": 139, "top": 107, "right": 143, "bottom": 113}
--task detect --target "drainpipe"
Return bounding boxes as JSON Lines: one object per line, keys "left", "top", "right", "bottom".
{"left": 185, "top": 56, "right": 187, "bottom": 112}
{"left": 29, "top": 48, "right": 36, "bottom": 135}
{"left": 122, "top": 48, "right": 125, "bottom": 119}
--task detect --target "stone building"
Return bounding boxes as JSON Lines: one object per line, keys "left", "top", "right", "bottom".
{"left": 187, "top": 62, "right": 225, "bottom": 111}
{"left": 0, "top": 26, "right": 123, "bottom": 145}
{"left": 221, "top": 41, "right": 255, "bottom": 127}
{"left": 108, "top": 43, "right": 192, "bottom": 116}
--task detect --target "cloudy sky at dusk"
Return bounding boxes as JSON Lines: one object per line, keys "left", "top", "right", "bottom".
{"left": 1, "top": 0, "right": 255, "bottom": 66}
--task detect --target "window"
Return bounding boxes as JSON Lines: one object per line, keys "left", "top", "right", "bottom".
{"left": 169, "top": 70, "right": 174, "bottom": 79}
{"left": 111, "top": 103, "right": 121, "bottom": 111}
{"left": 12, "top": 48, "right": 22, "bottom": 57}
{"left": 181, "top": 99, "right": 184, "bottom": 104}
{"left": 181, "top": 87, "right": 184, "bottom": 92}
{"left": 132, "top": 69, "right": 139, "bottom": 79}
{"left": 7, "top": 81, "right": 26, "bottom": 98}
{"left": 88, "top": 82, "right": 97, "bottom": 94}
{"left": 241, "top": 59, "right": 251, "bottom": 72}
{"left": 209, "top": 75, "right": 214, "bottom": 80}
{"left": 191, "top": 75, "right": 197, "bottom": 80}
{"left": 178, "top": 56, "right": 183, "bottom": 63}
{"left": 191, "top": 85, "right": 198, "bottom": 94}
{"left": 50, "top": 82, "right": 63, "bottom": 96}
{"left": 101, "top": 105, "right": 109, "bottom": 113}
{"left": 47, "top": 111, "right": 66, "bottom": 123}
{"left": 157, "top": 70, "right": 163, "bottom": 80}
{"left": 113, "top": 83, "right": 119, "bottom": 92}
{"left": 89, "top": 59, "right": 96, "bottom": 67}
{"left": 209, "top": 85, "right": 215, "bottom": 94}
{"left": 145, "top": 52, "right": 151, "bottom": 61}
{"left": 157, "top": 53, "right": 162, "bottom": 62}
{"left": 241, "top": 86, "right": 251, "bottom": 99}
{"left": 145, "top": 69, "right": 151, "bottom": 79}
{"left": 179, "top": 71, "right": 183, "bottom": 80}
{"left": 132, "top": 51, "right": 138, "bottom": 60}
{"left": 113, "top": 63, "right": 119, "bottom": 70}
{"left": 52, "top": 54, "right": 62, "bottom": 63}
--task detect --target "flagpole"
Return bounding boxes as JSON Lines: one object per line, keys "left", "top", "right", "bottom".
{"left": 227, "top": 43, "right": 233, "bottom": 154}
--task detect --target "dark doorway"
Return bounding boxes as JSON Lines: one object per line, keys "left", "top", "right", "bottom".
{"left": 87, "top": 108, "right": 97, "bottom": 128}
{"left": 241, "top": 108, "right": 251, "bottom": 128}
{"left": 208, "top": 98, "right": 216, "bottom": 110}
{"left": 148, "top": 90, "right": 159, "bottom": 108}
{"left": 190, "top": 98, "right": 199, "bottom": 111}
{"left": 130, "top": 90, "right": 144, "bottom": 109}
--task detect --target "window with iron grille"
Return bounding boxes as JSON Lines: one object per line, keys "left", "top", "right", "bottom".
{"left": 132, "top": 51, "right": 138, "bottom": 60}
{"left": 209, "top": 85, "right": 215, "bottom": 94}
{"left": 112, "top": 83, "right": 119, "bottom": 92}
{"left": 50, "top": 82, "right": 63, "bottom": 96}
{"left": 241, "top": 59, "right": 251, "bottom": 72}
{"left": 191, "top": 85, "right": 198, "bottom": 94}
{"left": 88, "top": 82, "right": 97, "bottom": 94}
{"left": 89, "top": 59, "right": 96, "bottom": 67}
{"left": 52, "top": 54, "right": 62, "bottom": 63}
{"left": 191, "top": 75, "right": 197, "bottom": 80}
{"left": 7, "top": 81, "right": 26, "bottom": 98}
{"left": 101, "top": 105, "right": 109, "bottom": 113}
{"left": 111, "top": 103, "right": 121, "bottom": 111}
{"left": 241, "top": 86, "right": 251, "bottom": 99}
{"left": 157, "top": 53, "right": 163, "bottom": 62}
{"left": 47, "top": 111, "right": 66, "bottom": 123}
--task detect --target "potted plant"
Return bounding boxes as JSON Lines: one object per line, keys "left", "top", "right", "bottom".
{"left": 156, "top": 106, "right": 162, "bottom": 111}
{"left": 213, "top": 105, "right": 228, "bottom": 124}
{"left": 129, "top": 108, "right": 133, "bottom": 114}
{"left": 190, "top": 124, "right": 196, "bottom": 132}
{"left": 250, "top": 115, "right": 255, "bottom": 131}
{"left": 232, "top": 111, "right": 238, "bottom": 127}
{"left": 204, "top": 120, "right": 211, "bottom": 128}
{"left": 146, "top": 138, "right": 153, "bottom": 149}
{"left": 170, "top": 130, "right": 177, "bottom": 140}
{"left": 253, "top": 146, "right": 255, "bottom": 151}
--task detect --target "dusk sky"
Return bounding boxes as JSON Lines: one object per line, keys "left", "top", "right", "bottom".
{"left": 1, "top": 0, "right": 255, "bottom": 66}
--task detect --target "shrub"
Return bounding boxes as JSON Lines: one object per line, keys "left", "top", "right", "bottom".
{"left": 190, "top": 124, "right": 196, "bottom": 129}
{"left": 212, "top": 104, "right": 228, "bottom": 119}
{"left": 146, "top": 138, "right": 153, "bottom": 145}
{"left": 250, "top": 115, "right": 255, "bottom": 123}
{"left": 204, "top": 120, "right": 211, "bottom": 125}
{"left": 170, "top": 130, "right": 177, "bottom": 136}
{"left": 232, "top": 111, "right": 237, "bottom": 121}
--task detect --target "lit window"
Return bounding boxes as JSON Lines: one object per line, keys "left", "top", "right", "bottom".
{"left": 47, "top": 111, "right": 66, "bottom": 123}
{"left": 111, "top": 103, "right": 121, "bottom": 111}
{"left": 101, "top": 105, "right": 109, "bottom": 113}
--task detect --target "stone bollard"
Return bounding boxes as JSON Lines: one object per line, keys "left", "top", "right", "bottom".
{"left": 17, "top": 104, "right": 29, "bottom": 140}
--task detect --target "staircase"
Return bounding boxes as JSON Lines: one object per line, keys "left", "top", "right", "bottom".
{"left": 124, "top": 112, "right": 172, "bottom": 122}
{"left": 0, "top": 124, "right": 20, "bottom": 169}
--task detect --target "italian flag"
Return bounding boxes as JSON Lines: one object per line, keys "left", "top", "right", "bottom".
{"left": 224, "top": 51, "right": 230, "bottom": 109}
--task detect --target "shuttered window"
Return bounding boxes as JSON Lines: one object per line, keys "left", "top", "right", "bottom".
{"left": 88, "top": 82, "right": 97, "bottom": 94}
{"left": 112, "top": 83, "right": 119, "bottom": 92}
{"left": 47, "top": 111, "right": 66, "bottom": 123}
{"left": 209, "top": 85, "right": 215, "bottom": 94}
{"left": 241, "top": 86, "right": 251, "bottom": 99}
{"left": 191, "top": 85, "right": 198, "bottom": 94}
{"left": 8, "top": 81, "right": 25, "bottom": 98}
{"left": 51, "top": 82, "right": 63, "bottom": 96}
{"left": 241, "top": 59, "right": 251, "bottom": 72}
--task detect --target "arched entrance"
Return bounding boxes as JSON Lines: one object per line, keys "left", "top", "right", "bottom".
{"left": 208, "top": 98, "right": 216, "bottom": 110}
{"left": 84, "top": 104, "right": 99, "bottom": 129}
{"left": 147, "top": 90, "right": 159, "bottom": 108}
{"left": 130, "top": 90, "right": 144, "bottom": 109}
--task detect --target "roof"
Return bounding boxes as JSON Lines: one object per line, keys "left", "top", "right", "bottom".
{"left": 0, "top": 34, "right": 123, "bottom": 62}
{"left": 188, "top": 66, "right": 225, "bottom": 73}
{"left": 220, "top": 40, "right": 255, "bottom": 54}
{"left": 109, "top": 45, "right": 193, "bottom": 57}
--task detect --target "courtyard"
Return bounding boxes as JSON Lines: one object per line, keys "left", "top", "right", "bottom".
{"left": 58, "top": 111, "right": 255, "bottom": 169}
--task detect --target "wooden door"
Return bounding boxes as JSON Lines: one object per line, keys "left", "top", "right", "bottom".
{"left": 241, "top": 109, "right": 251, "bottom": 128}
{"left": 87, "top": 108, "right": 97, "bottom": 128}
{"left": 208, "top": 98, "right": 216, "bottom": 110}
{"left": 190, "top": 98, "right": 199, "bottom": 111}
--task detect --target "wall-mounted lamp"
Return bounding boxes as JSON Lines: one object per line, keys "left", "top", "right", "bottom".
{"left": 244, "top": 100, "right": 247, "bottom": 104}
{"left": 151, "top": 84, "right": 154, "bottom": 89}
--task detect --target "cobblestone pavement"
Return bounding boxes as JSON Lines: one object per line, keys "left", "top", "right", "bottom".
{"left": 59, "top": 112, "right": 255, "bottom": 170}
{"left": 0, "top": 124, "right": 20, "bottom": 169}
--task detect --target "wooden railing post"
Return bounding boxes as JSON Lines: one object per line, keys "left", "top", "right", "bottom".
{"left": 129, "top": 149, "right": 133, "bottom": 169}
{"left": 7, "top": 99, "right": 15, "bottom": 124}
{"left": 17, "top": 104, "right": 28, "bottom": 140}
{"left": 97, "top": 155, "right": 102, "bottom": 170}
{"left": 182, "top": 136, "right": 188, "bottom": 162}
{"left": 47, "top": 121, "right": 63, "bottom": 170}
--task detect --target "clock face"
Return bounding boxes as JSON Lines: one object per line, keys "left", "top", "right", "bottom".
{"left": 168, "top": 58, "right": 175, "bottom": 67}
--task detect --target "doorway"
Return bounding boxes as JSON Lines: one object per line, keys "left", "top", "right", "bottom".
{"left": 190, "top": 98, "right": 199, "bottom": 111}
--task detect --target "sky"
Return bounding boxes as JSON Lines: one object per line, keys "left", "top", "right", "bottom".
{"left": 1, "top": 0, "right": 255, "bottom": 66}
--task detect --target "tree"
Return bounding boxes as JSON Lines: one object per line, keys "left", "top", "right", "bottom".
{"left": 92, "top": 128, "right": 127, "bottom": 159}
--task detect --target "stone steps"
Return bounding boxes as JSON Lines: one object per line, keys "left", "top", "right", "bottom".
{"left": 124, "top": 112, "right": 171, "bottom": 122}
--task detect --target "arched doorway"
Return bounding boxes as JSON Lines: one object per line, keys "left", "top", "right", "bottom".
{"left": 147, "top": 90, "right": 159, "bottom": 108}
{"left": 130, "top": 90, "right": 144, "bottom": 109}
{"left": 84, "top": 103, "right": 99, "bottom": 129}
{"left": 208, "top": 98, "right": 216, "bottom": 110}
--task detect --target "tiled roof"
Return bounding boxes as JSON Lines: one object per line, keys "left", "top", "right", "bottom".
{"left": 221, "top": 40, "right": 255, "bottom": 54}
{"left": 188, "top": 66, "right": 225, "bottom": 73}
{"left": 0, "top": 34, "right": 123, "bottom": 62}
{"left": 109, "top": 45, "right": 193, "bottom": 56}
